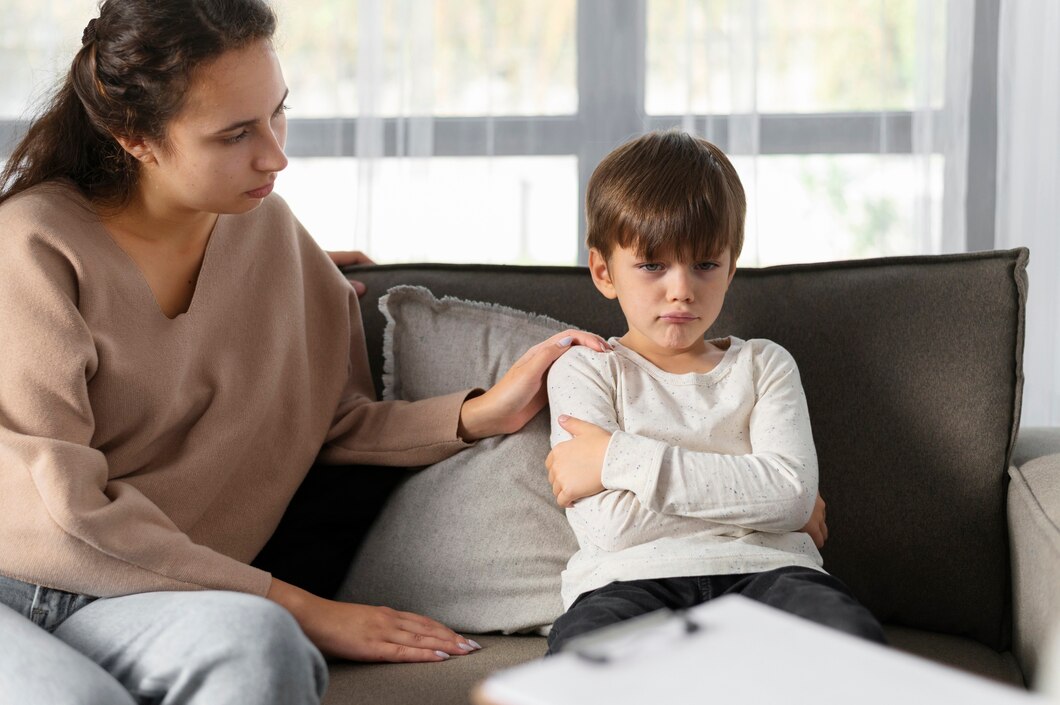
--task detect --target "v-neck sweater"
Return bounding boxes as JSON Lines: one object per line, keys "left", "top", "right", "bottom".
{"left": 0, "top": 181, "right": 472, "bottom": 597}
{"left": 547, "top": 338, "right": 823, "bottom": 608}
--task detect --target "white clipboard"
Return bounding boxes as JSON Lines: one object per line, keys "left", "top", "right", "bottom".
{"left": 479, "top": 595, "right": 1041, "bottom": 705}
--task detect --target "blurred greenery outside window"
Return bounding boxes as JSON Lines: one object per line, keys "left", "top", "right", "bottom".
{"left": 2, "top": 0, "right": 946, "bottom": 266}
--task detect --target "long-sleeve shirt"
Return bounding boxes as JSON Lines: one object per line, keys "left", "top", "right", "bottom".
{"left": 547, "top": 337, "right": 824, "bottom": 609}
{"left": 0, "top": 181, "right": 472, "bottom": 598}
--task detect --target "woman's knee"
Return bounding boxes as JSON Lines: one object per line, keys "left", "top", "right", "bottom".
{"left": 196, "top": 593, "right": 322, "bottom": 661}
{"left": 171, "top": 592, "right": 328, "bottom": 701}
{"left": 0, "top": 603, "right": 135, "bottom": 705}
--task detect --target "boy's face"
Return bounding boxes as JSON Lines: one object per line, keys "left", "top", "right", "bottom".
{"left": 589, "top": 244, "right": 735, "bottom": 362}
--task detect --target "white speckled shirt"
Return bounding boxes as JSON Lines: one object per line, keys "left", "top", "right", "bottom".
{"left": 548, "top": 336, "right": 824, "bottom": 609}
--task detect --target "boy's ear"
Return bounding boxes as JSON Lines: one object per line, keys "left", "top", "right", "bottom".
{"left": 588, "top": 248, "right": 618, "bottom": 300}
{"left": 113, "top": 134, "right": 158, "bottom": 165}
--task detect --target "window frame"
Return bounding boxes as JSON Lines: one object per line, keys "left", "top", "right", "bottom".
{"left": 1, "top": 0, "right": 999, "bottom": 263}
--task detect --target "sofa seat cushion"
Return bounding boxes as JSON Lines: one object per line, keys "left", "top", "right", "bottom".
{"left": 320, "top": 628, "right": 1022, "bottom": 704}
{"left": 323, "top": 634, "right": 546, "bottom": 705}
{"left": 884, "top": 627, "right": 1024, "bottom": 686}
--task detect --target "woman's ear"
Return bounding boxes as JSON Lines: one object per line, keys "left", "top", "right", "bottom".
{"left": 588, "top": 248, "right": 618, "bottom": 300}
{"left": 113, "top": 135, "right": 157, "bottom": 165}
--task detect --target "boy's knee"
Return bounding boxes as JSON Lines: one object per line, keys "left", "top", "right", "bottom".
{"left": 749, "top": 568, "right": 887, "bottom": 645}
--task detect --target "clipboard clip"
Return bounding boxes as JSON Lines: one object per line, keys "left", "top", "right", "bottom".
{"left": 570, "top": 608, "right": 704, "bottom": 665}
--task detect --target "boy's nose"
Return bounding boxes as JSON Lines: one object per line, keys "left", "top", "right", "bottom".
{"left": 666, "top": 271, "right": 695, "bottom": 302}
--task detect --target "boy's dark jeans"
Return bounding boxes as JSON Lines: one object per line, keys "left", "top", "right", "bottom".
{"left": 547, "top": 566, "right": 887, "bottom": 654}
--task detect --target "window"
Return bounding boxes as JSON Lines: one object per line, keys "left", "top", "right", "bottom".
{"left": 1, "top": 0, "right": 987, "bottom": 267}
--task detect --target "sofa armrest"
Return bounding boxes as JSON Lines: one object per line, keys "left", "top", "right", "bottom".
{"left": 1008, "top": 426, "right": 1060, "bottom": 686}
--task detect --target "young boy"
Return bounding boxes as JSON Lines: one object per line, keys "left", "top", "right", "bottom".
{"left": 545, "top": 130, "right": 885, "bottom": 653}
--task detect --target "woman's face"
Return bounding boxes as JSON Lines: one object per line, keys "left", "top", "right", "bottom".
{"left": 137, "top": 39, "right": 289, "bottom": 217}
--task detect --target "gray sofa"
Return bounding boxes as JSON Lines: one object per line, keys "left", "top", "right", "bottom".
{"left": 257, "top": 248, "right": 1060, "bottom": 704}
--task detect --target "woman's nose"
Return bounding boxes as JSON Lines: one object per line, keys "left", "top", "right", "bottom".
{"left": 255, "top": 127, "right": 289, "bottom": 173}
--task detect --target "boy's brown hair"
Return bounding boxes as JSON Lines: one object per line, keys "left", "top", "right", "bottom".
{"left": 586, "top": 130, "right": 746, "bottom": 268}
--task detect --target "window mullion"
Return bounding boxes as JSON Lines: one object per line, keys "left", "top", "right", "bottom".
{"left": 576, "top": 0, "right": 647, "bottom": 264}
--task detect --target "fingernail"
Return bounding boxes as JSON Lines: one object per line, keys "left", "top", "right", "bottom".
{"left": 556, "top": 336, "right": 573, "bottom": 348}
{"left": 434, "top": 650, "right": 450, "bottom": 660}
{"left": 558, "top": 414, "right": 569, "bottom": 423}
{"left": 468, "top": 639, "right": 483, "bottom": 650}
{"left": 457, "top": 642, "right": 474, "bottom": 651}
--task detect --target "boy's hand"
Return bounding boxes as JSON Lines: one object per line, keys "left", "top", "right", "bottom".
{"left": 546, "top": 415, "right": 612, "bottom": 507}
{"left": 800, "top": 493, "right": 828, "bottom": 549}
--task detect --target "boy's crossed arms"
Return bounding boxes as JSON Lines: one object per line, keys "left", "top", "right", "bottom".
{"left": 546, "top": 342, "right": 828, "bottom": 552}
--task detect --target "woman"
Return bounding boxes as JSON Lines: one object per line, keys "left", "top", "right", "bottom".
{"left": 0, "top": 1, "right": 606, "bottom": 702}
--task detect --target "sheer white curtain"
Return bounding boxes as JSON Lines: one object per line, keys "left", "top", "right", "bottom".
{"left": 920, "top": 0, "right": 974, "bottom": 254}
{"left": 668, "top": 0, "right": 974, "bottom": 263}
{"left": 996, "top": 2, "right": 1060, "bottom": 427}
{"left": 308, "top": 0, "right": 578, "bottom": 265}
{"left": 0, "top": 1, "right": 995, "bottom": 279}
{"left": 353, "top": 0, "right": 436, "bottom": 258}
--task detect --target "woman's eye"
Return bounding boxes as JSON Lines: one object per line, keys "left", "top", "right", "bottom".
{"left": 273, "top": 103, "right": 291, "bottom": 117}
{"left": 224, "top": 130, "right": 250, "bottom": 145}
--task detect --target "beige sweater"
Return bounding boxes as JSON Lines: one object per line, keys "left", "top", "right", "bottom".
{"left": 0, "top": 182, "right": 471, "bottom": 598}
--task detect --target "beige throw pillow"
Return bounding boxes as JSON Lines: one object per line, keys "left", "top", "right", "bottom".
{"left": 337, "top": 285, "right": 579, "bottom": 634}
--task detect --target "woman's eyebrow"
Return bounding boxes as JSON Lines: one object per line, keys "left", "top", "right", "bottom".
{"left": 213, "top": 88, "right": 289, "bottom": 134}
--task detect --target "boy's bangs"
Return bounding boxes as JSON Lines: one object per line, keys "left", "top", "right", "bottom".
{"left": 614, "top": 198, "right": 737, "bottom": 264}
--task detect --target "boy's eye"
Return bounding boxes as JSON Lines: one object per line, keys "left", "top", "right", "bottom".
{"left": 638, "top": 263, "right": 664, "bottom": 272}
{"left": 694, "top": 261, "right": 719, "bottom": 271}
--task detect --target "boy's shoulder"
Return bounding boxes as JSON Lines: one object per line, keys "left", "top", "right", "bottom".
{"left": 737, "top": 338, "right": 805, "bottom": 387}
{"left": 740, "top": 337, "right": 796, "bottom": 362}
{"left": 549, "top": 340, "right": 619, "bottom": 378}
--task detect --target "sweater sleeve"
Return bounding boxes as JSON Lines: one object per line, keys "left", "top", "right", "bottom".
{"left": 547, "top": 348, "right": 701, "bottom": 551}
{"left": 0, "top": 231, "right": 272, "bottom": 597}
{"left": 316, "top": 286, "right": 476, "bottom": 467}
{"left": 601, "top": 343, "right": 818, "bottom": 532}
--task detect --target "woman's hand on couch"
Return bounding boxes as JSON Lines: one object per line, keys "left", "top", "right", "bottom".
{"left": 267, "top": 578, "right": 481, "bottom": 662}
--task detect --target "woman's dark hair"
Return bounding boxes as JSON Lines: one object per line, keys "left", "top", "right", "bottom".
{"left": 586, "top": 130, "right": 746, "bottom": 268}
{"left": 0, "top": 0, "right": 276, "bottom": 208}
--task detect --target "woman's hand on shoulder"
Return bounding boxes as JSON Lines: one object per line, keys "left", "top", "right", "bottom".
{"left": 326, "top": 250, "right": 376, "bottom": 296}
{"left": 457, "top": 330, "right": 612, "bottom": 441}
{"left": 267, "top": 578, "right": 480, "bottom": 662}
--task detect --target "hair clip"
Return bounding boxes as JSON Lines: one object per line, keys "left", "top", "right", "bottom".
{"left": 82, "top": 18, "right": 99, "bottom": 46}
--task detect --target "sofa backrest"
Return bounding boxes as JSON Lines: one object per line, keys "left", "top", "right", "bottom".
{"left": 346, "top": 249, "right": 1027, "bottom": 651}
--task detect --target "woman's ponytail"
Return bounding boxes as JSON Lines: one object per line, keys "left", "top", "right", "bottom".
{"left": 0, "top": 0, "right": 276, "bottom": 209}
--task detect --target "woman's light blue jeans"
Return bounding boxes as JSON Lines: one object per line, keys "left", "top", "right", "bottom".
{"left": 0, "top": 574, "right": 327, "bottom": 705}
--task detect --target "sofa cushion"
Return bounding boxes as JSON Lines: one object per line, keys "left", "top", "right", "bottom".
{"left": 345, "top": 250, "right": 1027, "bottom": 651}
{"left": 337, "top": 286, "right": 579, "bottom": 633}
{"left": 323, "top": 634, "right": 547, "bottom": 705}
